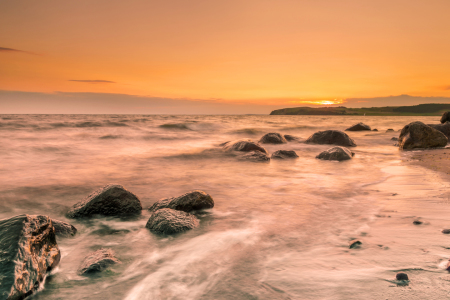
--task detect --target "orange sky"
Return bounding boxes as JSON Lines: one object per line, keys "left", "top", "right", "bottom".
{"left": 1, "top": 0, "right": 450, "bottom": 108}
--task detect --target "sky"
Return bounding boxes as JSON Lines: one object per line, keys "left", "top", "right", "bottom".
{"left": 1, "top": 0, "right": 450, "bottom": 114}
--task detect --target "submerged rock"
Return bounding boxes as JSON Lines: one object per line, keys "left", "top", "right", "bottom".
{"left": 0, "top": 215, "right": 60, "bottom": 300}
{"left": 316, "top": 146, "right": 354, "bottom": 161}
{"left": 441, "top": 111, "right": 450, "bottom": 123}
{"left": 259, "top": 133, "right": 287, "bottom": 144}
{"left": 345, "top": 122, "right": 371, "bottom": 131}
{"left": 67, "top": 184, "right": 142, "bottom": 218}
{"left": 349, "top": 239, "right": 362, "bottom": 249}
{"left": 52, "top": 219, "right": 77, "bottom": 237}
{"left": 386, "top": 128, "right": 394, "bottom": 132}
{"left": 271, "top": 150, "right": 299, "bottom": 159}
{"left": 372, "top": 128, "right": 378, "bottom": 131}
{"left": 398, "top": 121, "right": 448, "bottom": 150}
{"left": 149, "top": 190, "right": 214, "bottom": 213}
{"left": 442, "top": 229, "right": 450, "bottom": 234}
{"left": 428, "top": 122, "right": 450, "bottom": 139}
{"left": 222, "top": 139, "right": 267, "bottom": 154}
{"left": 284, "top": 134, "right": 301, "bottom": 142}
{"left": 413, "top": 219, "right": 423, "bottom": 225}
{"left": 391, "top": 137, "right": 398, "bottom": 141}
{"left": 78, "top": 249, "right": 120, "bottom": 275}
{"left": 396, "top": 273, "right": 409, "bottom": 280}
{"left": 241, "top": 151, "right": 271, "bottom": 162}
{"left": 146, "top": 208, "right": 199, "bottom": 234}
{"left": 305, "top": 130, "right": 356, "bottom": 147}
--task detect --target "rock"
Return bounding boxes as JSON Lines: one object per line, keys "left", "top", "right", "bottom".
{"left": 241, "top": 151, "right": 271, "bottom": 162}
{"left": 345, "top": 122, "right": 371, "bottom": 131}
{"left": 442, "top": 229, "right": 450, "bottom": 234}
{"left": 271, "top": 150, "right": 299, "bottom": 159}
{"left": 67, "top": 184, "right": 142, "bottom": 218}
{"left": 413, "top": 219, "right": 423, "bottom": 225}
{"left": 305, "top": 130, "right": 356, "bottom": 147}
{"left": 52, "top": 219, "right": 77, "bottom": 237}
{"left": 284, "top": 134, "right": 301, "bottom": 142}
{"left": 447, "top": 260, "right": 450, "bottom": 272}
{"left": 396, "top": 273, "right": 409, "bottom": 280}
{"left": 372, "top": 128, "right": 378, "bottom": 131}
{"left": 0, "top": 215, "right": 60, "bottom": 300}
{"left": 386, "top": 128, "right": 394, "bottom": 132}
{"left": 316, "top": 146, "right": 354, "bottom": 161}
{"left": 77, "top": 249, "right": 120, "bottom": 275}
{"left": 441, "top": 111, "right": 450, "bottom": 123}
{"left": 222, "top": 139, "right": 267, "bottom": 154}
{"left": 391, "top": 137, "right": 398, "bottom": 141}
{"left": 349, "top": 239, "right": 362, "bottom": 249}
{"left": 146, "top": 208, "right": 199, "bottom": 234}
{"left": 149, "top": 190, "right": 214, "bottom": 213}
{"left": 398, "top": 121, "right": 448, "bottom": 150}
{"left": 428, "top": 122, "right": 450, "bottom": 139}
{"left": 259, "top": 133, "right": 287, "bottom": 144}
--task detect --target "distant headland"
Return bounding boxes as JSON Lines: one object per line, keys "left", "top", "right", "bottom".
{"left": 270, "top": 103, "right": 450, "bottom": 116}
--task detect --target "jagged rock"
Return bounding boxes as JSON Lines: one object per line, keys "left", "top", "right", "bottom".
{"left": 345, "top": 122, "right": 371, "bottom": 131}
{"left": 0, "top": 215, "right": 60, "bottom": 300}
{"left": 349, "top": 239, "right": 362, "bottom": 249}
{"left": 259, "top": 133, "right": 287, "bottom": 144}
{"left": 284, "top": 134, "right": 301, "bottom": 142}
{"left": 271, "top": 150, "right": 299, "bottom": 159}
{"left": 77, "top": 249, "right": 120, "bottom": 275}
{"left": 441, "top": 112, "right": 450, "bottom": 123}
{"left": 428, "top": 122, "right": 450, "bottom": 139}
{"left": 52, "top": 219, "right": 77, "bottom": 237}
{"left": 396, "top": 273, "right": 409, "bottom": 280}
{"left": 222, "top": 139, "right": 267, "bottom": 154}
{"left": 67, "top": 184, "right": 142, "bottom": 218}
{"left": 316, "top": 146, "right": 354, "bottom": 161}
{"left": 398, "top": 121, "right": 448, "bottom": 150}
{"left": 305, "top": 130, "right": 356, "bottom": 147}
{"left": 146, "top": 208, "right": 199, "bottom": 234}
{"left": 241, "top": 151, "right": 270, "bottom": 162}
{"left": 149, "top": 190, "right": 214, "bottom": 213}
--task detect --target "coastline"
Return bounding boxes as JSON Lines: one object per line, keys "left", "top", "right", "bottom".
{"left": 407, "top": 148, "right": 450, "bottom": 177}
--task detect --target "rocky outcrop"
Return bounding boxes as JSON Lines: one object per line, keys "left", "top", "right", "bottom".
{"left": 0, "top": 215, "right": 60, "bottom": 300}
{"left": 316, "top": 146, "right": 354, "bottom": 161}
{"left": 241, "top": 151, "right": 270, "bottom": 162}
{"left": 222, "top": 139, "right": 267, "bottom": 154}
{"left": 146, "top": 208, "right": 199, "bottom": 234}
{"left": 305, "top": 130, "right": 356, "bottom": 147}
{"left": 258, "top": 133, "right": 287, "bottom": 144}
{"left": 398, "top": 121, "right": 448, "bottom": 150}
{"left": 67, "top": 184, "right": 142, "bottom": 218}
{"left": 149, "top": 190, "right": 214, "bottom": 213}
{"left": 271, "top": 150, "right": 299, "bottom": 159}
{"left": 52, "top": 219, "right": 77, "bottom": 237}
{"left": 441, "top": 111, "right": 450, "bottom": 123}
{"left": 428, "top": 122, "right": 450, "bottom": 139}
{"left": 77, "top": 249, "right": 120, "bottom": 275}
{"left": 345, "top": 122, "right": 371, "bottom": 131}
{"left": 284, "top": 134, "right": 301, "bottom": 142}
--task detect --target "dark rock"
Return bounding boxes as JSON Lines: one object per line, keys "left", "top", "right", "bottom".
{"left": 0, "top": 215, "right": 60, "bottom": 300}
{"left": 222, "top": 139, "right": 267, "bottom": 154}
{"left": 391, "top": 137, "right": 398, "bottom": 141}
{"left": 241, "top": 151, "right": 271, "bottom": 162}
{"left": 428, "top": 122, "right": 450, "bottom": 139}
{"left": 146, "top": 208, "right": 199, "bottom": 234}
{"left": 259, "top": 133, "right": 287, "bottom": 144}
{"left": 284, "top": 134, "right": 301, "bottom": 142}
{"left": 349, "top": 239, "right": 362, "bottom": 249}
{"left": 396, "top": 273, "right": 409, "bottom": 280}
{"left": 345, "top": 122, "right": 371, "bottom": 131}
{"left": 305, "top": 130, "right": 356, "bottom": 147}
{"left": 441, "top": 111, "right": 450, "bottom": 123}
{"left": 442, "top": 229, "right": 450, "bottom": 234}
{"left": 316, "top": 146, "right": 354, "bottom": 161}
{"left": 52, "top": 219, "right": 77, "bottom": 237}
{"left": 149, "top": 190, "right": 214, "bottom": 213}
{"left": 372, "top": 128, "right": 378, "bottom": 131}
{"left": 413, "top": 219, "right": 423, "bottom": 225}
{"left": 386, "top": 128, "right": 394, "bottom": 132}
{"left": 77, "top": 249, "right": 120, "bottom": 275}
{"left": 271, "top": 150, "right": 299, "bottom": 159}
{"left": 398, "top": 121, "right": 448, "bottom": 150}
{"left": 67, "top": 184, "right": 142, "bottom": 218}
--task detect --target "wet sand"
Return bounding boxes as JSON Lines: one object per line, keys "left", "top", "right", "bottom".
{"left": 408, "top": 148, "right": 450, "bottom": 176}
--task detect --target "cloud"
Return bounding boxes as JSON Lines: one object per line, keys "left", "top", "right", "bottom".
{"left": 0, "top": 47, "right": 25, "bottom": 53}
{"left": 69, "top": 80, "right": 116, "bottom": 84}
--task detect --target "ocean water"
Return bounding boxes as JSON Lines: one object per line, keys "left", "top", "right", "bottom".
{"left": 1, "top": 114, "right": 450, "bottom": 300}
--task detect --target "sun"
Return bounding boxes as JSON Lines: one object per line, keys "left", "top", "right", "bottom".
{"left": 288, "top": 99, "right": 344, "bottom": 106}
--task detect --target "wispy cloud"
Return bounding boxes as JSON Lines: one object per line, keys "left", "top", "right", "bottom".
{"left": 69, "top": 80, "right": 116, "bottom": 84}
{"left": 443, "top": 85, "right": 450, "bottom": 90}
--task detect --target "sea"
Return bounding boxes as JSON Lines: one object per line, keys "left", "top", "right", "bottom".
{"left": 1, "top": 114, "right": 450, "bottom": 300}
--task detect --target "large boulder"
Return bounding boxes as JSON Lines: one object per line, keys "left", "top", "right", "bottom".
{"left": 146, "top": 208, "right": 199, "bottom": 235}
{"left": 258, "top": 133, "right": 287, "bottom": 144}
{"left": 78, "top": 249, "right": 120, "bottom": 275}
{"left": 441, "top": 111, "right": 450, "bottom": 123}
{"left": 149, "top": 190, "right": 214, "bottom": 213}
{"left": 428, "top": 122, "right": 450, "bottom": 139}
{"left": 398, "top": 121, "right": 448, "bottom": 150}
{"left": 222, "top": 139, "right": 267, "bottom": 154}
{"left": 52, "top": 219, "right": 77, "bottom": 237}
{"left": 240, "top": 151, "right": 270, "bottom": 162}
{"left": 316, "top": 146, "right": 354, "bottom": 161}
{"left": 345, "top": 122, "right": 371, "bottom": 131}
{"left": 305, "top": 130, "right": 356, "bottom": 147}
{"left": 271, "top": 150, "right": 299, "bottom": 159}
{"left": 67, "top": 184, "right": 142, "bottom": 218}
{"left": 0, "top": 215, "right": 60, "bottom": 300}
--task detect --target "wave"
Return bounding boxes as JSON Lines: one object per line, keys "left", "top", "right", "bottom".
{"left": 159, "top": 123, "right": 192, "bottom": 130}
{"left": 230, "top": 128, "right": 265, "bottom": 135}
{"left": 99, "top": 134, "right": 122, "bottom": 139}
